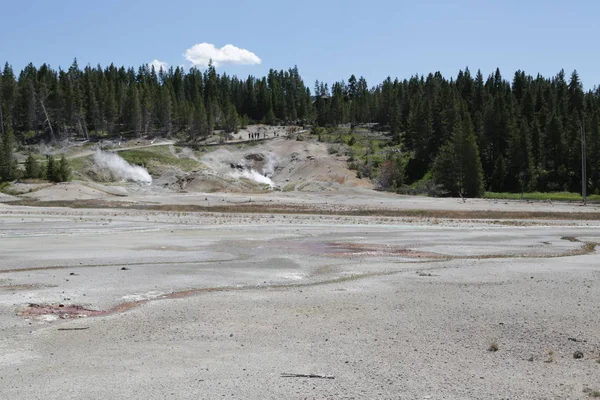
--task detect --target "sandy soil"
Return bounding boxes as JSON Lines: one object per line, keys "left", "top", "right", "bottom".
{"left": 1, "top": 201, "right": 599, "bottom": 399}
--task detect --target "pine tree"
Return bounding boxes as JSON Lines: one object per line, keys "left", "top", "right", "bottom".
{"left": 432, "top": 141, "right": 458, "bottom": 196}
{"left": 127, "top": 85, "right": 142, "bottom": 136}
{"left": 389, "top": 98, "right": 402, "bottom": 145}
{"left": 56, "top": 155, "right": 71, "bottom": 182}
{"left": 1, "top": 63, "right": 17, "bottom": 136}
{"left": 46, "top": 155, "right": 56, "bottom": 182}
{"left": 24, "top": 153, "right": 41, "bottom": 179}
{"left": 507, "top": 119, "right": 532, "bottom": 192}
{"left": 406, "top": 98, "right": 434, "bottom": 180}
{"left": 224, "top": 102, "right": 239, "bottom": 133}
{"left": 157, "top": 85, "right": 172, "bottom": 135}
{"left": 589, "top": 112, "right": 600, "bottom": 191}
{"left": 265, "top": 108, "right": 276, "bottom": 125}
{"left": 433, "top": 112, "right": 484, "bottom": 197}
{"left": 190, "top": 101, "right": 209, "bottom": 141}
{"left": 490, "top": 154, "right": 507, "bottom": 192}
{"left": 0, "top": 127, "right": 16, "bottom": 181}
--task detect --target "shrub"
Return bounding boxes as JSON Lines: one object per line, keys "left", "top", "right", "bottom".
{"left": 24, "top": 153, "right": 42, "bottom": 179}
{"left": 488, "top": 342, "right": 499, "bottom": 352}
{"left": 46, "top": 155, "right": 71, "bottom": 182}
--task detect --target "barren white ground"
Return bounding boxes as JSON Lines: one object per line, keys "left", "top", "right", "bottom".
{"left": 1, "top": 199, "right": 599, "bottom": 399}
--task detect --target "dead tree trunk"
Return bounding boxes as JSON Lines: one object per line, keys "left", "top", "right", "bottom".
{"left": 39, "top": 97, "right": 56, "bottom": 142}
{"left": 77, "top": 118, "right": 89, "bottom": 141}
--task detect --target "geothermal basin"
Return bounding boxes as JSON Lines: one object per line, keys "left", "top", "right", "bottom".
{"left": 1, "top": 198, "right": 600, "bottom": 399}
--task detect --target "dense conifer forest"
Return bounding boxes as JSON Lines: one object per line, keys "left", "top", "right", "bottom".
{"left": 0, "top": 59, "right": 598, "bottom": 197}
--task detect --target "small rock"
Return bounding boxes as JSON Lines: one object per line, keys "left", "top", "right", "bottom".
{"left": 528, "top": 356, "right": 534, "bottom": 362}
{"left": 573, "top": 351, "right": 584, "bottom": 359}
{"left": 229, "top": 333, "right": 234, "bottom": 337}
{"left": 120, "top": 267, "right": 130, "bottom": 271}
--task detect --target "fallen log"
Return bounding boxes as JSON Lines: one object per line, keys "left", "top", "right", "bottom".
{"left": 280, "top": 373, "right": 334, "bottom": 379}
{"left": 57, "top": 327, "right": 90, "bottom": 331}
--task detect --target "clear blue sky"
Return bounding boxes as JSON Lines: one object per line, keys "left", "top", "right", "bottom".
{"left": 1, "top": 0, "right": 599, "bottom": 89}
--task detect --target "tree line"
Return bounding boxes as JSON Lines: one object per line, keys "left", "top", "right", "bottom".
{"left": 0, "top": 60, "right": 312, "bottom": 143}
{"left": 315, "top": 69, "right": 598, "bottom": 196}
{"left": 0, "top": 60, "right": 598, "bottom": 196}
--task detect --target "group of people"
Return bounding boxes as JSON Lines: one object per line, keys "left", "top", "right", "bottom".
{"left": 248, "top": 131, "right": 279, "bottom": 140}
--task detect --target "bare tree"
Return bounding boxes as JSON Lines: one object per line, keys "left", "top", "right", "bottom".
{"left": 39, "top": 94, "right": 56, "bottom": 142}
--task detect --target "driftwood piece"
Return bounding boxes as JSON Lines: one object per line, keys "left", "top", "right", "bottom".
{"left": 281, "top": 373, "right": 334, "bottom": 379}
{"left": 57, "top": 327, "right": 89, "bottom": 331}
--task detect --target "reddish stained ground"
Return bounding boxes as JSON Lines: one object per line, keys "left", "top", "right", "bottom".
{"left": 318, "top": 242, "right": 446, "bottom": 259}
{"left": 18, "top": 241, "right": 445, "bottom": 322}
{"left": 20, "top": 303, "right": 106, "bottom": 319}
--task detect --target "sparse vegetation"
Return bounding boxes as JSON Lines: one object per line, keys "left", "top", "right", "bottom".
{"left": 488, "top": 342, "right": 499, "bottom": 352}
{"left": 485, "top": 192, "right": 600, "bottom": 202}
{"left": 0, "top": 181, "right": 14, "bottom": 195}
{"left": 117, "top": 146, "right": 201, "bottom": 173}
{"left": 561, "top": 236, "right": 580, "bottom": 242}
{"left": 583, "top": 388, "right": 600, "bottom": 398}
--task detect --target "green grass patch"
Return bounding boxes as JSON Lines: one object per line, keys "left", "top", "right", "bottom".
{"left": 68, "top": 157, "right": 91, "bottom": 175}
{"left": 484, "top": 191, "right": 600, "bottom": 202}
{"left": 584, "top": 388, "right": 600, "bottom": 398}
{"left": 0, "top": 182, "right": 14, "bottom": 195}
{"left": 118, "top": 146, "right": 202, "bottom": 174}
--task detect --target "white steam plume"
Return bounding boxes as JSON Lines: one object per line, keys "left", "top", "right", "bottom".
{"left": 239, "top": 170, "right": 273, "bottom": 186}
{"left": 263, "top": 153, "right": 277, "bottom": 176}
{"left": 93, "top": 151, "right": 152, "bottom": 184}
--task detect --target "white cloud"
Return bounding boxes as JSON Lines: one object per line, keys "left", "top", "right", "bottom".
{"left": 183, "top": 43, "right": 261, "bottom": 67}
{"left": 148, "top": 59, "right": 169, "bottom": 72}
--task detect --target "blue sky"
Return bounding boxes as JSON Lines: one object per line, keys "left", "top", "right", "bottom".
{"left": 1, "top": 0, "right": 599, "bottom": 89}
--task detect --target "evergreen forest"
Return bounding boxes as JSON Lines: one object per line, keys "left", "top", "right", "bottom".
{"left": 0, "top": 59, "right": 598, "bottom": 197}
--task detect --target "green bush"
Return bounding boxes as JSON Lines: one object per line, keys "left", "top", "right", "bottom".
{"left": 24, "top": 153, "right": 42, "bottom": 179}
{"left": 45, "top": 155, "right": 71, "bottom": 182}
